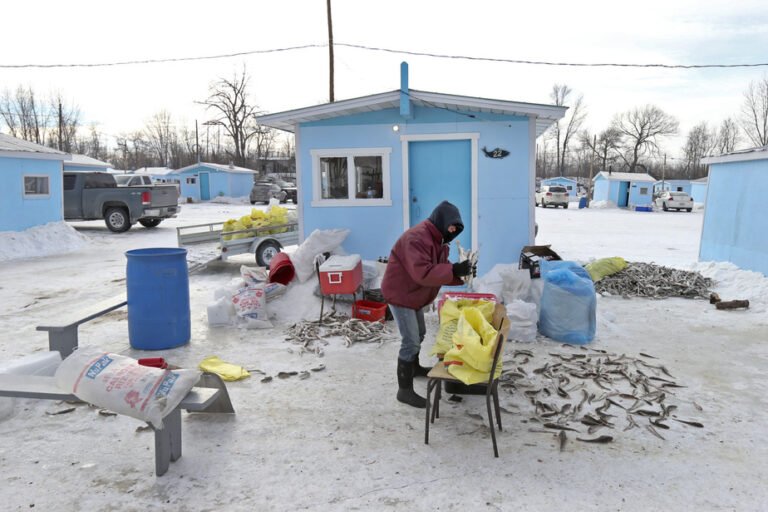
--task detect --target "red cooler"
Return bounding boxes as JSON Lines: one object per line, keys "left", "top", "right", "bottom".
{"left": 319, "top": 255, "right": 362, "bottom": 295}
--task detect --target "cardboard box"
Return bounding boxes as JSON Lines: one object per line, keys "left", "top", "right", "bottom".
{"left": 519, "top": 245, "right": 562, "bottom": 278}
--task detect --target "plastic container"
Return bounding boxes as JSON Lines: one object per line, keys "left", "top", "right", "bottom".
{"left": 353, "top": 300, "right": 387, "bottom": 322}
{"left": 125, "top": 248, "right": 190, "bottom": 350}
{"left": 635, "top": 205, "right": 652, "bottom": 212}
{"left": 268, "top": 252, "right": 296, "bottom": 285}
{"left": 579, "top": 196, "right": 588, "bottom": 209}
{"left": 319, "top": 254, "right": 362, "bottom": 295}
{"left": 538, "top": 264, "right": 596, "bottom": 345}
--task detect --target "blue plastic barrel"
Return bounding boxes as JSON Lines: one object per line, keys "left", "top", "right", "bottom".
{"left": 578, "top": 197, "right": 588, "bottom": 209}
{"left": 125, "top": 248, "right": 190, "bottom": 350}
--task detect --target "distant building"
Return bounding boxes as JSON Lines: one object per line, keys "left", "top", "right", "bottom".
{"left": 256, "top": 62, "right": 566, "bottom": 273}
{"left": 689, "top": 177, "right": 708, "bottom": 203}
{"left": 63, "top": 154, "right": 112, "bottom": 173}
{"left": 541, "top": 176, "right": 579, "bottom": 201}
{"left": 169, "top": 162, "right": 256, "bottom": 201}
{"left": 654, "top": 179, "right": 691, "bottom": 195}
{"left": 135, "top": 167, "right": 179, "bottom": 185}
{"left": 592, "top": 171, "right": 656, "bottom": 208}
{"left": 0, "top": 133, "right": 68, "bottom": 232}
{"left": 700, "top": 147, "right": 768, "bottom": 275}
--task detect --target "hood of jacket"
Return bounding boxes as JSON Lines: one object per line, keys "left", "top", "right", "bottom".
{"left": 427, "top": 200, "right": 464, "bottom": 244}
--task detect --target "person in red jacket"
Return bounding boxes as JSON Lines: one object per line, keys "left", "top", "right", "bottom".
{"left": 381, "top": 201, "right": 475, "bottom": 408}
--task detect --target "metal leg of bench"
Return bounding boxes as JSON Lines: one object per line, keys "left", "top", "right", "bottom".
{"left": 154, "top": 408, "right": 182, "bottom": 477}
{"left": 195, "top": 372, "right": 235, "bottom": 414}
{"left": 38, "top": 326, "right": 79, "bottom": 359}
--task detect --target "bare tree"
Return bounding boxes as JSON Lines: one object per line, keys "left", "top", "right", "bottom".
{"left": 144, "top": 110, "right": 174, "bottom": 166}
{"left": 612, "top": 105, "right": 679, "bottom": 172}
{"left": 0, "top": 86, "right": 50, "bottom": 144}
{"left": 199, "top": 68, "right": 264, "bottom": 167}
{"left": 548, "top": 84, "right": 586, "bottom": 177}
{"left": 580, "top": 127, "right": 623, "bottom": 173}
{"left": 49, "top": 94, "right": 80, "bottom": 152}
{"left": 682, "top": 122, "right": 716, "bottom": 178}
{"left": 714, "top": 118, "right": 740, "bottom": 155}
{"left": 739, "top": 76, "right": 768, "bottom": 147}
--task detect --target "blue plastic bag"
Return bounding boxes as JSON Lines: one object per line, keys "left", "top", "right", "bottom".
{"left": 538, "top": 262, "right": 596, "bottom": 345}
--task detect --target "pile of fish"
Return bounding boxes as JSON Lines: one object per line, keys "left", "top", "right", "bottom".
{"left": 594, "top": 262, "right": 712, "bottom": 299}
{"left": 498, "top": 346, "right": 704, "bottom": 451}
{"left": 284, "top": 311, "right": 395, "bottom": 355}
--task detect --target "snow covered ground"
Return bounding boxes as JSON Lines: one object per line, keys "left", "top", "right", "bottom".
{"left": 0, "top": 203, "right": 766, "bottom": 511}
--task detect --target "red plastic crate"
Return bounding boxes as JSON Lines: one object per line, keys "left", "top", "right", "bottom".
{"left": 319, "top": 255, "right": 362, "bottom": 295}
{"left": 437, "top": 292, "right": 497, "bottom": 314}
{"left": 353, "top": 300, "right": 387, "bottom": 322}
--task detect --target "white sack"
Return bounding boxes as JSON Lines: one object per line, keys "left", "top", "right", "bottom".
{"left": 55, "top": 347, "right": 200, "bottom": 429}
{"left": 500, "top": 269, "right": 533, "bottom": 304}
{"left": 505, "top": 300, "right": 539, "bottom": 342}
{"left": 207, "top": 296, "right": 235, "bottom": 326}
{"left": 291, "top": 229, "right": 350, "bottom": 283}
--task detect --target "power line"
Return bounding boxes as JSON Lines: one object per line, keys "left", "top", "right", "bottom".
{"left": 1, "top": 42, "right": 767, "bottom": 70}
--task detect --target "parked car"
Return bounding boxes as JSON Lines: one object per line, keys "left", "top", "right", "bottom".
{"left": 114, "top": 174, "right": 153, "bottom": 187}
{"left": 250, "top": 181, "right": 286, "bottom": 204}
{"left": 654, "top": 191, "right": 693, "bottom": 212}
{"left": 535, "top": 185, "right": 569, "bottom": 208}
{"left": 264, "top": 176, "right": 298, "bottom": 204}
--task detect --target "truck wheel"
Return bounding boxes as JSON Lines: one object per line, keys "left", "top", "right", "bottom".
{"left": 104, "top": 207, "right": 131, "bottom": 233}
{"left": 250, "top": 200, "right": 257, "bottom": 205}
{"left": 662, "top": 202, "right": 669, "bottom": 212}
{"left": 139, "top": 218, "right": 162, "bottom": 228}
{"left": 564, "top": 203, "right": 569, "bottom": 209}
{"left": 256, "top": 240, "right": 282, "bottom": 267}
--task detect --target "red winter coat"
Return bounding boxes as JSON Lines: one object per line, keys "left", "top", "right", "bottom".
{"left": 381, "top": 220, "right": 463, "bottom": 310}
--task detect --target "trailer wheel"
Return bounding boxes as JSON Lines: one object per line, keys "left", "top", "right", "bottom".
{"left": 256, "top": 240, "right": 282, "bottom": 267}
{"left": 139, "top": 218, "right": 162, "bottom": 228}
{"left": 104, "top": 207, "right": 131, "bottom": 233}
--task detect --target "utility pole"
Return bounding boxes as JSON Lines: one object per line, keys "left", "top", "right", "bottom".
{"left": 57, "top": 99, "right": 63, "bottom": 151}
{"left": 195, "top": 120, "right": 200, "bottom": 163}
{"left": 587, "top": 135, "right": 596, "bottom": 206}
{"left": 327, "top": 0, "right": 335, "bottom": 102}
{"left": 662, "top": 153, "right": 666, "bottom": 192}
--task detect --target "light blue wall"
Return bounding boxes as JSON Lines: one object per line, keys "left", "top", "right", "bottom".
{"left": 0, "top": 156, "right": 63, "bottom": 231}
{"left": 541, "top": 177, "right": 577, "bottom": 199}
{"left": 297, "top": 105, "right": 532, "bottom": 274}
{"left": 173, "top": 165, "right": 254, "bottom": 201}
{"left": 592, "top": 177, "right": 652, "bottom": 206}
{"left": 690, "top": 181, "right": 707, "bottom": 203}
{"left": 699, "top": 160, "right": 768, "bottom": 275}
{"left": 655, "top": 180, "right": 692, "bottom": 195}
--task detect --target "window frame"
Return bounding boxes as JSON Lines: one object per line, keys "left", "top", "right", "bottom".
{"left": 310, "top": 147, "right": 392, "bottom": 207}
{"left": 22, "top": 174, "right": 51, "bottom": 198}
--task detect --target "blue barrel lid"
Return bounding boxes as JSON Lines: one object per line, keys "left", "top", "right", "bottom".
{"left": 125, "top": 247, "right": 187, "bottom": 258}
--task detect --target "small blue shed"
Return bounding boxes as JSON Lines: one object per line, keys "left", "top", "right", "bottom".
{"left": 654, "top": 179, "right": 691, "bottom": 195}
{"left": 592, "top": 171, "right": 656, "bottom": 208}
{"left": 63, "top": 154, "right": 112, "bottom": 172}
{"left": 0, "top": 133, "right": 68, "bottom": 232}
{"left": 541, "top": 176, "right": 578, "bottom": 201}
{"left": 689, "top": 177, "right": 708, "bottom": 203}
{"left": 700, "top": 147, "right": 768, "bottom": 275}
{"left": 256, "top": 63, "right": 566, "bottom": 274}
{"left": 169, "top": 162, "right": 256, "bottom": 202}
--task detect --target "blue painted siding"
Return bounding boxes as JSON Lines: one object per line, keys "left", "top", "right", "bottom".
{"left": 0, "top": 157, "right": 63, "bottom": 231}
{"left": 592, "top": 178, "right": 610, "bottom": 202}
{"left": 699, "top": 160, "right": 768, "bottom": 275}
{"left": 541, "top": 177, "right": 578, "bottom": 200}
{"left": 690, "top": 182, "right": 707, "bottom": 203}
{"left": 592, "top": 176, "right": 653, "bottom": 207}
{"left": 628, "top": 182, "right": 654, "bottom": 207}
{"left": 298, "top": 106, "right": 532, "bottom": 274}
{"left": 173, "top": 165, "right": 254, "bottom": 201}
{"left": 655, "top": 180, "right": 692, "bottom": 195}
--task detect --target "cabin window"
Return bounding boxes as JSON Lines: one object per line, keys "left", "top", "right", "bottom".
{"left": 186, "top": 177, "right": 197, "bottom": 185}
{"left": 639, "top": 187, "right": 649, "bottom": 195}
{"left": 566, "top": 185, "right": 573, "bottom": 190}
{"left": 23, "top": 175, "right": 50, "bottom": 197}
{"left": 311, "top": 148, "right": 392, "bottom": 207}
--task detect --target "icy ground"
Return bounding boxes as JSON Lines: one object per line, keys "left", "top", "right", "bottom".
{"left": 0, "top": 203, "right": 766, "bottom": 511}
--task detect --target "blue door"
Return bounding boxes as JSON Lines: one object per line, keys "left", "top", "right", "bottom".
{"left": 408, "top": 140, "right": 471, "bottom": 259}
{"left": 200, "top": 172, "right": 211, "bottom": 201}
{"left": 618, "top": 181, "right": 629, "bottom": 207}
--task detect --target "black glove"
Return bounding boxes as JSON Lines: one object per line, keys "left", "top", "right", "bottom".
{"left": 452, "top": 260, "right": 473, "bottom": 278}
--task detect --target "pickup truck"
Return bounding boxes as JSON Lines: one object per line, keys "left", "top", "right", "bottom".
{"left": 63, "top": 172, "right": 180, "bottom": 232}
{"left": 114, "top": 174, "right": 153, "bottom": 186}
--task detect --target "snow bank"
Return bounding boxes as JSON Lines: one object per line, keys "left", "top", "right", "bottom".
{"left": 0, "top": 222, "right": 90, "bottom": 262}
{"left": 588, "top": 200, "right": 615, "bottom": 209}
{"left": 209, "top": 196, "right": 251, "bottom": 205}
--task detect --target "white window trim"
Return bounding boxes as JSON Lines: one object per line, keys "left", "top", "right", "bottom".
{"left": 23, "top": 174, "right": 51, "bottom": 198}
{"left": 310, "top": 147, "right": 392, "bottom": 207}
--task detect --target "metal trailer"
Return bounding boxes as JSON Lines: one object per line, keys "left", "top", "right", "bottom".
{"left": 176, "top": 221, "right": 299, "bottom": 267}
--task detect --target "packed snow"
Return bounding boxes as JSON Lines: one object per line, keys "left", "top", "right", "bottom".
{"left": 0, "top": 203, "right": 766, "bottom": 511}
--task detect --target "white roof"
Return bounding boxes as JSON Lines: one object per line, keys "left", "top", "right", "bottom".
{"left": 701, "top": 145, "right": 768, "bottom": 165}
{"left": 64, "top": 153, "right": 112, "bottom": 168}
{"left": 593, "top": 171, "right": 657, "bottom": 183}
{"left": 256, "top": 89, "right": 567, "bottom": 137}
{"left": 135, "top": 166, "right": 175, "bottom": 176}
{"left": 171, "top": 162, "right": 256, "bottom": 175}
{"left": 691, "top": 177, "right": 708, "bottom": 183}
{"left": 0, "top": 133, "right": 67, "bottom": 160}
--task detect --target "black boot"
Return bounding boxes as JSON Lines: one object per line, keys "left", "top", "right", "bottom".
{"left": 412, "top": 351, "right": 431, "bottom": 378}
{"left": 396, "top": 358, "right": 426, "bottom": 408}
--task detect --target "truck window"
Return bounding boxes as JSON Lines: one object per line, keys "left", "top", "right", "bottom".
{"left": 84, "top": 173, "right": 117, "bottom": 189}
{"left": 63, "top": 174, "right": 77, "bottom": 191}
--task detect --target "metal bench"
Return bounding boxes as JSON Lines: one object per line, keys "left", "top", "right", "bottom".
{"left": 0, "top": 373, "right": 233, "bottom": 476}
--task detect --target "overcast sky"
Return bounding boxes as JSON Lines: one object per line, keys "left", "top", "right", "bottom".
{"left": 3, "top": 0, "right": 768, "bottom": 159}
